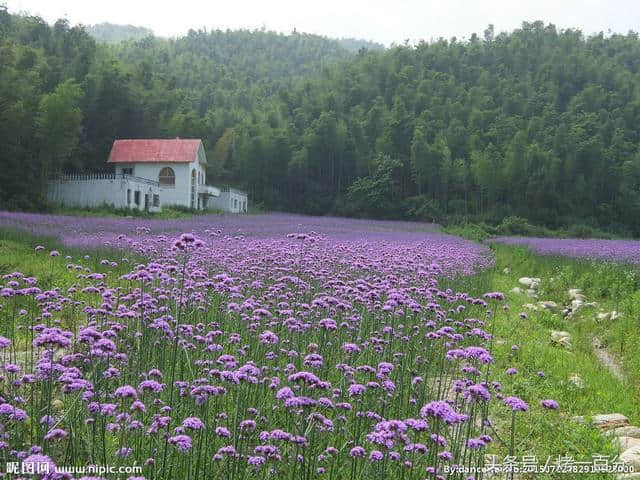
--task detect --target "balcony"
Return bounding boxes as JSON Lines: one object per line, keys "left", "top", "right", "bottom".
{"left": 199, "top": 185, "right": 221, "bottom": 197}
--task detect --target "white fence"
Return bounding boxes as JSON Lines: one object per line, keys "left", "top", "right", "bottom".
{"left": 48, "top": 174, "right": 162, "bottom": 212}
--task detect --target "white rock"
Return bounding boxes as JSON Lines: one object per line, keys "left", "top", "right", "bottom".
{"left": 510, "top": 287, "right": 524, "bottom": 295}
{"left": 597, "top": 311, "right": 622, "bottom": 321}
{"left": 584, "top": 302, "right": 598, "bottom": 308}
{"left": 568, "top": 288, "right": 583, "bottom": 299}
{"left": 526, "top": 289, "right": 538, "bottom": 298}
{"left": 551, "top": 330, "right": 572, "bottom": 348}
{"left": 592, "top": 413, "right": 630, "bottom": 429}
{"left": 503, "top": 267, "right": 511, "bottom": 274}
{"left": 621, "top": 444, "right": 640, "bottom": 469}
{"left": 519, "top": 277, "right": 533, "bottom": 287}
{"left": 614, "top": 437, "right": 640, "bottom": 451}
{"left": 538, "top": 300, "right": 559, "bottom": 311}
{"left": 606, "top": 427, "right": 640, "bottom": 439}
{"left": 572, "top": 413, "right": 629, "bottom": 428}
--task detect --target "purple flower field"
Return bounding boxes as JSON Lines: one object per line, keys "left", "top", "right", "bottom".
{"left": 0, "top": 211, "right": 547, "bottom": 480}
{"left": 493, "top": 236, "right": 640, "bottom": 265}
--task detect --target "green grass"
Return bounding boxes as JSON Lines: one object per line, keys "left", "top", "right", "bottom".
{"left": 1, "top": 228, "right": 637, "bottom": 478}
{"left": 49, "top": 204, "right": 227, "bottom": 219}
{"left": 0, "top": 228, "right": 145, "bottom": 336}
{"left": 467, "top": 244, "right": 640, "bottom": 478}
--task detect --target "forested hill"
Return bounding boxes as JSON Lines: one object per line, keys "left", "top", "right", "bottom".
{"left": 86, "top": 22, "right": 154, "bottom": 43}
{"left": 2, "top": 7, "right": 640, "bottom": 236}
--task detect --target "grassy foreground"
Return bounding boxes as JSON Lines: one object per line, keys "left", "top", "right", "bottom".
{"left": 0, "top": 229, "right": 638, "bottom": 479}
{"left": 466, "top": 244, "right": 640, "bottom": 478}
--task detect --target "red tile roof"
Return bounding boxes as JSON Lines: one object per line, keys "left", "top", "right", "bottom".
{"left": 107, "top": 138, "right": 202, "bottom": 164}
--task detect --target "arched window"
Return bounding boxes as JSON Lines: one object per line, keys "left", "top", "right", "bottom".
{"left": 158, "top": 167, "right": 175, "bottom": 186}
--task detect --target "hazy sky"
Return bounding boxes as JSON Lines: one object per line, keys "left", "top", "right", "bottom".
{"left": 5, "top": 0, "right": 640, "bottom": 45}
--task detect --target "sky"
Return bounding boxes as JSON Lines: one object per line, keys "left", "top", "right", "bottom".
{"left": 4, "top": 0, "right": 640, "bottom": 45}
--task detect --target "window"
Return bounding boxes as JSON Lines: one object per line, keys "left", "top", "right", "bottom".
{"left": 153, "top": 194, "right": 160, "bottom": 207}
{"left": 134, "top": 191, "right": 140, "bottom": 206}
{"left": 127, "top": 189, "right": 131, "bottom": 205}
{"left": 234, "top": 199, "right": 238, "bottom": 209}
{"left": 159, "top": 167, "right": 175, "bottom": 186}
{"left": 122, "top": 167, "right": 133, "bottom": 176}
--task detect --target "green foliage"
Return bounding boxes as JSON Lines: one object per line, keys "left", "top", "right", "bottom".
{"left": 443, "top": 223, "right": 495, "bottom": 242}
{"left": 3, "top": 13, "right": 640, "bottom": 237}
{"left": 346, "top": 154, "right": 403, "bottom": 218}
{"left": 498, "top": 216, "right": 552, "bottom": 237}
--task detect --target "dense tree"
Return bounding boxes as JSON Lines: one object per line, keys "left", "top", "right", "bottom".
{"left": 2, "top": 11, "right": 640, "bottom": 235}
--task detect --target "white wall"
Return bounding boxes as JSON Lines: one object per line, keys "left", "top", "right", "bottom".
{"left": 209, "top": 190, "right": 248, "bottom": 213}
{"left": 48, "top": 176, "right": 161, "bottom": 212}
{"left": 115, "top": 157, "right": 207, "bottom": 209}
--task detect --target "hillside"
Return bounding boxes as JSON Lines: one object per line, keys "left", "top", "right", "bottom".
{"left": 86, "top": 22, "right": 153, "bottom": 43}
{"left": 1, "top": 8, "right": 640, "bottom": 235}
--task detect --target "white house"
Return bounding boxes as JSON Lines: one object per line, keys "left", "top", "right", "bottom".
{"left": 48, "top": 138, "right": 248, "bottom": 213}
{"left": 209, "top": 186, "right": 248, "bottom": 214}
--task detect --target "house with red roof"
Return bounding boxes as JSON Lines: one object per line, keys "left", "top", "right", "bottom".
{"left": 48, "top": 138, "right": 248, "bottom": 213}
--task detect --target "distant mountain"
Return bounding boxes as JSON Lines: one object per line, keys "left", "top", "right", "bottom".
{"left": 337, "top": 37, "right": 385, "bottom": 52}
{"left": 86, "top": 22, "right": 153, "bottom": 43}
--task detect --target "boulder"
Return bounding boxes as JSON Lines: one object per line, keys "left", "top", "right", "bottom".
{"left": 593, "top": 413, "right": 630, "bottom": 430}
{"left": 571, "top": 413, "right": 629, "bottom": 429}
{"left": 614, "top": 437, "right": 640, "bottom": 451}
{"left": 621, "top": 444, "right": 640, "bottom": 470}
{"left": 597, "top": 311, "right": 622, "bottom": 321}
{"left": 523, "top": 303, "right": 539, "bottom": 311}
{"left": 519, "top": 277, "right": 534, "bottom": 287}
{"left": 568, "top": 288, "right": 583, "bottom": 299}
{"left": 538, "top": 300, "right": 559, "bottom": 312}
{"left": 510, "top": 287, "right": 524, "bottom": 295}
{"left": 571, "top": 299, "right": 584, "bottom": 309}
{"left": 526, "top": 289, "right": 538, "bottom": 298}
{"left": 551, "top": 330, "right": 572, "bottom": 348}
{"left": 606, "top": 426, "right": 640, "bottom": 439}
{"left": 503, "top": 267, "right": 511, "bottom": 275}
